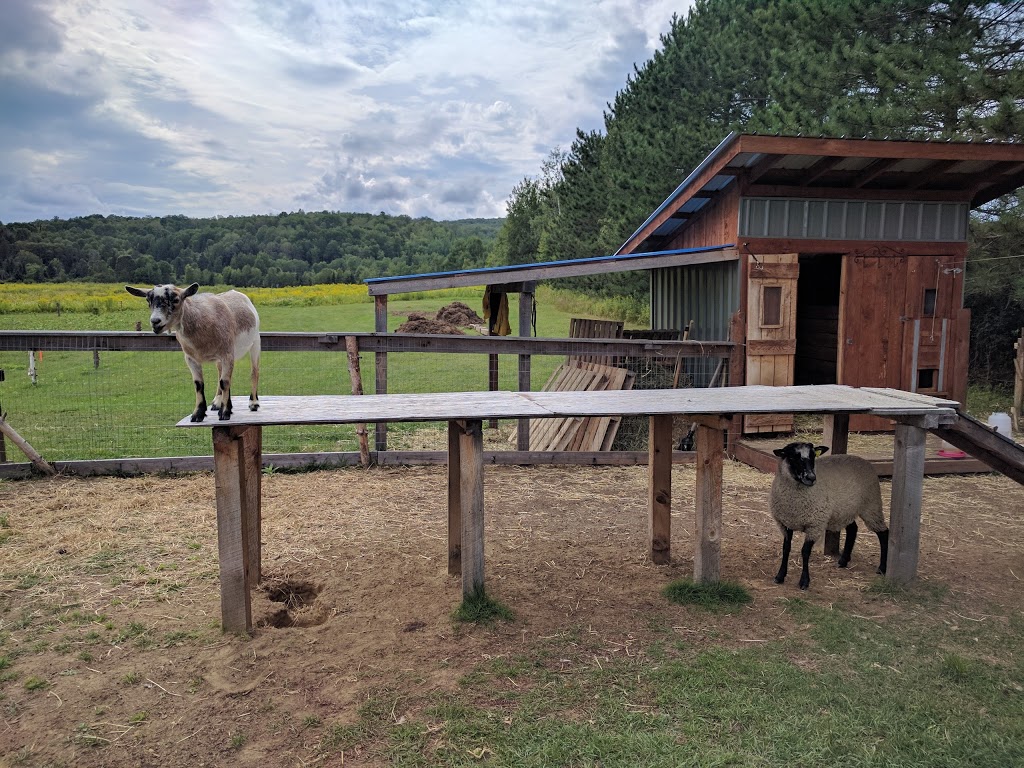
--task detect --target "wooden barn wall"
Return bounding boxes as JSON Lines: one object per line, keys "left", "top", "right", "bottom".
{"left": 651, "top": 261, "right": 740, "bottom": 386}
{"left": 667, "top": 186, "right": 740, "bottom": 251}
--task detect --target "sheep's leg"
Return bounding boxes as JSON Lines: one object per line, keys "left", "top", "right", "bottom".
{"left": 876, "top": 529, "right": 889, "bottom": 574}
{"left": 774, "top": 527, "right": 793, "bottom": 584}
{"left": 798, "top": 537, "right": 814, "bottom": 590}
{"left": 185, "top": 355, "right": 207, "bottom": 422}
{"left": 215, "top": 358, "right": 235, "bottom": 421}
{"left": 249, "top": 338, "right": 261, "bottom": 412}
{"left": 838, "top": 521, "right": 858, "bottom": 568}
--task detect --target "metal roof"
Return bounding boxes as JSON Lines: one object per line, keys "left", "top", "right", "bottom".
{"left": 364, "top": 244, "right": 737, "bottom": 296}
{"left": 618, "top": 133, "right": 1024, "bottom": 255}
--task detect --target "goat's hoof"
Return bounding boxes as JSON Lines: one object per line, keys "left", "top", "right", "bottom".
{"left": 798, "top": 578, "right": 810, "bottom": 590}
{"left": 838, "top": 559, "right": 850, "bottom": 569}
{"left": 190, "top": 411, "right": 206, "bottom": 423}
{"left": 773, "top": 575, "right": 785, "bottom": 584}
{"left": 218, "top": 410, "right": 231, "bottom": 421}
{"left": 249, "top": 402, "right": 260, "bottom": 412}
{"left": 210, "top": 403, "right": 221, "bottom": 412}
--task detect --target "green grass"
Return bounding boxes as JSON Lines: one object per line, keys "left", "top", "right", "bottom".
{"left": 0, "top": 284, "right": 624, "bottom": 461}
{"left": 313, "top": 592, "right": 1024, "bottom": 767}
{"left": 663, "top": 578, "right": 752, "bottom": 611}
{"left": 452, "top": 587, "right": 514, "bottom": 625}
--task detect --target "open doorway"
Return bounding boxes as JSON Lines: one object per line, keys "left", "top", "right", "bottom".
{"left": 794, "top": 253, "right": 842, "bottom": 385}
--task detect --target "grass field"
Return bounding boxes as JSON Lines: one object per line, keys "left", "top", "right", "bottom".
{"left": 0, "top": 284, "right": 627, "bottom": 461}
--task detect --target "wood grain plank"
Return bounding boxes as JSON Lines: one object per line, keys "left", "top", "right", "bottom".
{"left": 648, "top": 414, "right": 673, "bottom": 564}
{"left": 888, "top": 423, "right": 926, "bottom": 584}
{"left": 213, "top": 428, "right": 252, "bottom": 634}
{"left": 694, "top": 422, "right": 723, "bottom": 583}
{"left": 458, "top": 420, "right": 485, "bottom": 598}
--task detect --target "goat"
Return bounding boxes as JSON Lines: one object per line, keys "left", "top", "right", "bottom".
{"left": 126, "top": 283, "right": 260, "bottom": 422}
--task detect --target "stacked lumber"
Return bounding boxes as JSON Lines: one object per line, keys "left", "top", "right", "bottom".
{"left": 567, "top": 318, "right": 623, "bottom": 366}
{"left": 528, "top": 362, "right": 635, "bottom": 451}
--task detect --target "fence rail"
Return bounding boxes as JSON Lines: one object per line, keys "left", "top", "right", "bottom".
{"left": 0, "top": 330, "right": 734, "bottom": 476}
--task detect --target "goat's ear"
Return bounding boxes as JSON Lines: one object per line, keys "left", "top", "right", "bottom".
{"left": 183, "top": 283, "right": 200, "bottom": 298}
{"left": 814, "top": 446, "right": 829, "bottom": 457}
{"left": 125, "top": 286, "right": 148, "bottom": 298}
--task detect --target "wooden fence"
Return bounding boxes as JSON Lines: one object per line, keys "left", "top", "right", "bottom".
{"left": 0, "top": 330, "right": 734, "bottom": 476}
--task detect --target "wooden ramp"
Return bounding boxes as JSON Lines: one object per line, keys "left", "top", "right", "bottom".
{"left": 932, "top": 412, "right": 1024, "bottom": 485}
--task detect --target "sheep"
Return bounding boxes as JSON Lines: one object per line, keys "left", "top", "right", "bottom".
{"left": 770, "top": 442, "right": 889, "bottom": 590}
{"left": 126, "top": 283, "right": 260, "bottom": 422}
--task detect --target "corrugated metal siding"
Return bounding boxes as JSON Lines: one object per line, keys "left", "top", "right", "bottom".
{"left": 739, "top": 198, "right": 969, "bottom": 242}
{"left": 651, "top": 261, "right": 740, "bottom": 387}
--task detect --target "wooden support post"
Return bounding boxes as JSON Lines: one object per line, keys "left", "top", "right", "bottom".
{"left": 517, "top": 287, "right": 534, "bottom": 450}
{"left": 374, "top": 295, "right": 388, "bottom": 452}
{"left": 888, "top": 422, "right": 926, "bottom": 585}
{"left": 345, "top": 335, "right": 371, "bottom": 467}
{"left": 487, "top": 354, "right": 499, "bottom": 429}
{"left": 213, "top": 427, "right": 253, "bottom": 634}
{"left": 458, "top": 419, "right": 485, "bottom": 598}
{"left": 0, "top": 413, "right": 55, "bottom": 475}
{"left": 1013, "top": 335, "right": 1023, "bottom": 431}
{"left": 241, "top": 426, "right": 262, "bottom": 586}
{"left": 822, "top": 413, "right": 850, "bottom": 557}
{"left": 694, "top": 420, "right": 724, "bottom": 583}
{"left": 447, "top": 421, "right": 462, "bottom": 576}
{"left": 648, "top": 414, "right": 673, "bottom": 564}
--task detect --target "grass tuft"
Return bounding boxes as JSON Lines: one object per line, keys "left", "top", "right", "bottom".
{"left": 452, "top": 586, "right": 514, "bottom": 625}
{"left": 663, "top": 578, "right": 752, "bottom": 611}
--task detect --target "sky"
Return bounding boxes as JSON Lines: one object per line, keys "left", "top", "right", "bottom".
{"left": 1, "top": 0, "right": 693, "bottom": 224}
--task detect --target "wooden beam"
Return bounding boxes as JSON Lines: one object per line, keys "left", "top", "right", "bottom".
{"left": 517, "top": 288, "right": 534, "bottom": 451}
{"left": 801, "top": 155, "right": 845, "bottom": 186}
{"left": 851, "top": 157, "right": 901, "bottom": 188}
{"left": 822, "top": 414, "right": 849, "bottom": 557}
{"left": 366, "top": 246, "right": 740, "bottom": 294}
{"left": 447, "top": 421, "right": 462, "bottom": 576}
{"left": 739, "top": 237, "right": 964, "bottom": 256}
{"left": 213, "top": 427, "right": 253, "bottom": 634}
{"left": 458, "top": 419, "right": 485, "bottom": 597}
{"left": 648, "top": 414, "right": 673, "bottom": 564}
{"left": 374, "top": 296, "right": 388, "bottom": 452}
{"left": 241, "top": 426, "right": 262, "bottom": 586}
{"left": 888, "top": 423, "right": 926, "bottom": 585}
{"left": 746, "top": 153, "right": 784, "bottom": 184}
{"left": 744, "top": 185, "right": 971, "bottom": 202}
{"left": 694, "top": 422, "right": 724, "bottom": 582}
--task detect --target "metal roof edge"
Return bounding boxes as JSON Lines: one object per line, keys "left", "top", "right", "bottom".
{"left": 615, "top": 131, "right": 740, "bottom": 255}
{"left": 363, "top": 243, "right": 737, "bottom": 285}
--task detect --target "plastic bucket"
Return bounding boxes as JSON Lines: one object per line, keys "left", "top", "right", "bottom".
{"left": 988, "top": 412, "right": 1012, "bottom": 435}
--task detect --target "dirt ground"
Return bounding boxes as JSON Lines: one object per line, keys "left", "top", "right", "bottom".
{"left": 1, "top": 456, "right": 1023, "bottom": 766}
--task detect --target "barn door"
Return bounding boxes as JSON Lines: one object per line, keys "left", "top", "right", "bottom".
{"left": 838, "top": 251, "right": 908, "bottom": 431}
{"left": 744, "top": 253, "right": 798, "bottom": 433}
{"left": 899, "top": 254, "right": 969, "bottom": 406}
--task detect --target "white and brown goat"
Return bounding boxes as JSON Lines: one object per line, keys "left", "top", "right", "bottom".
{"left": 126, "top": 283, "right": 261, "bottom": 421}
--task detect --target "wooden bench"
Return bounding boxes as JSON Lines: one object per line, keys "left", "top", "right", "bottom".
{"left": 178, "top": 385, "right": 959, "bottom": 634}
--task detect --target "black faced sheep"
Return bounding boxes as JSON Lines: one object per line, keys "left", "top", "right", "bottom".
{"left": 126, "top": 283, "right": 260, "bottom": 422}
{"left": 770, "top": 442, "right": 889, "bottom": 590}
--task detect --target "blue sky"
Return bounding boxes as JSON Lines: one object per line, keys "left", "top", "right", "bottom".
{"left": 1, "top": 0, "right": 691, "bottom": 223}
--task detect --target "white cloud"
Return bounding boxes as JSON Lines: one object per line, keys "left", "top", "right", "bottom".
{"left": 0, "top": 0, "right": 692, "bottom": 223}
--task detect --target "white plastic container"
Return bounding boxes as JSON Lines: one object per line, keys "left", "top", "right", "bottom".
{"left": 988, "top": 412, "right": 1012, "bottom": 435}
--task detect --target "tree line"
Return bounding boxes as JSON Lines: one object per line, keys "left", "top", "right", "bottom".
{"left": 493, "top": 0, "right": 1024, "bottom": 385}
{"left": 0, "top": 211, "right": 501, "bottom": 288}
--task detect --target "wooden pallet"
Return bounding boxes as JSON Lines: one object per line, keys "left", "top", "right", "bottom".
{"left": 526, "top": 361, "right": 635, "bottom": 451}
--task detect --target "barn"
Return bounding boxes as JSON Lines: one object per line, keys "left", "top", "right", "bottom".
{"left": 616, "top": 133, "right": 1024, "bottom": 432}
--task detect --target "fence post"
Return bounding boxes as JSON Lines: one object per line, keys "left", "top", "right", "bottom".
{"left": 345, "top": 335, "right": 371, "bottom": 468}
{"left": 1013, "top": 332, "right": 1023, "bottom": 431}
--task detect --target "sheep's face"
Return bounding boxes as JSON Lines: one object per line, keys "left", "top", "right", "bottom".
{"left": 773, "top": 442, "right": 829, "bottom": 487}
{"left": 125, "top": 283, "right": 199, "bottom": 334}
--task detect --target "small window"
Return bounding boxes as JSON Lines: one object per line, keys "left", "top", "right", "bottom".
{"left": 917, "top": 369, "right": 937, "bottom": 391}
{"left": 922, "top": 288, "right": 937, "bottom": 317}
{"left": 761, "top": 286, "right": 783, "bottom": 327}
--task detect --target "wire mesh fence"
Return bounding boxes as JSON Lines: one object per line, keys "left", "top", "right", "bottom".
{"left": 0, "top": 332, "right": 731, "bottom": 464}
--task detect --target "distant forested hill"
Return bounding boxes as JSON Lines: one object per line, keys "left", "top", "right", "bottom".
{"left": 0, "top": 212, "right": 503, "bottom": 287}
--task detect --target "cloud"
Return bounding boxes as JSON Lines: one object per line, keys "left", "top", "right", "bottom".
{"left": 0, "top": 0, "right": 692, "bottom": 224}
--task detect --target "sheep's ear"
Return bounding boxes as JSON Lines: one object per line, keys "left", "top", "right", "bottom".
{"left": 814, "top": 446, "right": 829, "bottom": 457}
{"left": 125, "top": 286, "right": 148, "bottom": 298}
{"left": 773, "top": 448, "right": 787, "bottom": 457}
{"left": 183, "top": 283, "right": 200, "bottom": 298}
